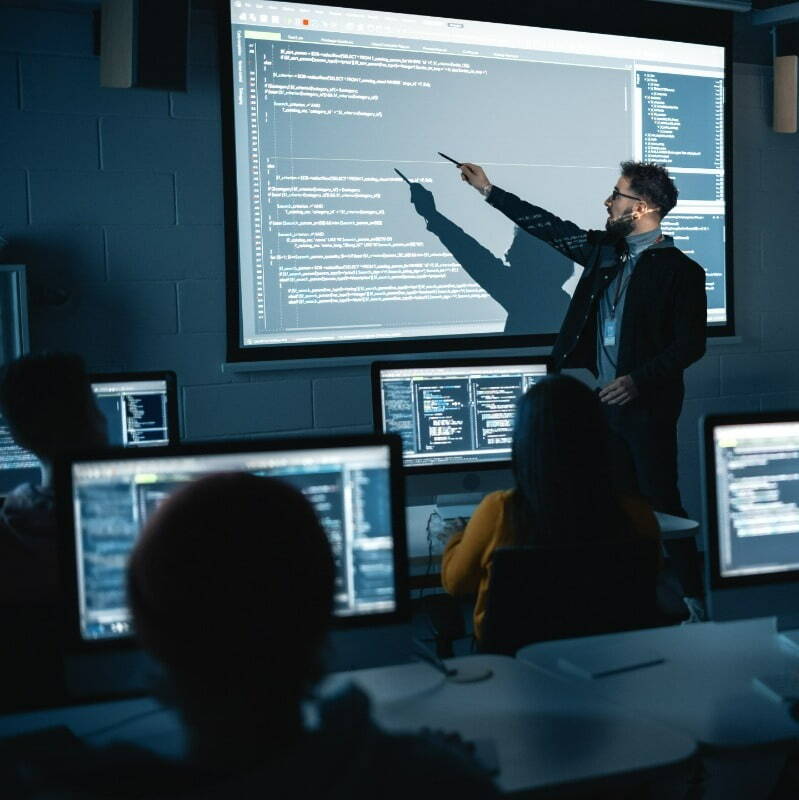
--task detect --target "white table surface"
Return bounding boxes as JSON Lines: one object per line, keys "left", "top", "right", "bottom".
{"left": 518, "top": 617, "right": 799, "bottom": 750}
{"left": 345, "top": 654, "right": 696, "bottom": 794}
{"left": 654, "top": 511, "right": 700, "bottom": 541}
{"left": 0, "top": 695, "right": 187, "bottom": 758}
{"left": 0, "top": 655, "right": 696, "bottom": 796}
{"left": 406, "top": 504, "right": 700, "bottom": 561}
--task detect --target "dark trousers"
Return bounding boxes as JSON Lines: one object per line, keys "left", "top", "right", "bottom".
{"left": 601, "top": 403, "right": 686, "bottom": 517}
{"left": 602, "top": 403, "right": 703, "bottom": 597}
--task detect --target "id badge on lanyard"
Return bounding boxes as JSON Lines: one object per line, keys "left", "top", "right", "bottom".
{"left": 603, "top": 317, "right": 617, "bottom": 347}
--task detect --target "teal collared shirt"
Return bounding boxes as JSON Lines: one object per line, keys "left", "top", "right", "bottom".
{"left": 597, "top": 227, "right": 665, "bottom": 387}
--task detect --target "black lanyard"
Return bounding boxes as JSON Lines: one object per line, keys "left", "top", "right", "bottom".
{"left": 609, "top": 271, "right": 633, "bottom": 317}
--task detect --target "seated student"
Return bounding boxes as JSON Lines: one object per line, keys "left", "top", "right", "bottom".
{"left": 23, "top": 474, "right": 497, "bottom": 798}
{"left": 441, "top": 374, "right": 660, "bottom": 645}
{"left": 0, "top": 352, "right": 106, "bottom": 606}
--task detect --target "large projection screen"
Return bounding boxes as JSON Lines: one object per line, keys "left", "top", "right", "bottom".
{"left": 222, "top": 1, "right": 730, "bottom": 362}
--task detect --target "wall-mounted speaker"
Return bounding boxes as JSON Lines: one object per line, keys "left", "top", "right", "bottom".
{"left": 774, "top": 54, "right": 798, "bottom": 133}
{"left": 100, "top": 0, "right": 189, "bottom": 90}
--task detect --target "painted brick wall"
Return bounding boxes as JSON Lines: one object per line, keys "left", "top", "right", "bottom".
{"left": 1, "top": 7, "right": 798, "bottom": 522}
{"left": 676, "top": 63, "right": 799, "bottom": 520}
{"left": 0, "top": 5, "right": 347, "bottom": 445}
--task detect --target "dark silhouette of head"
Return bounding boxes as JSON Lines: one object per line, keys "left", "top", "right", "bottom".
{"left": 503, "top": 225, "right": 534, "bottom": 265}
{"left": 0, "top": 352, "right": 106, "bottom": 462}
{"left": 498, "top": 227, "right": 572, "bottom": 334}
{"left": 510, "top": 374, "right": 627, "bottom": 546}
{"left": 127, "top": 473, "right": 335, "bottom": 760}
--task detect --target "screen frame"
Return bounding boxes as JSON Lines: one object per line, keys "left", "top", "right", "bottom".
{"left": 219, "top": 1, "right": 735, "bottom": 364}
{"left": 89, "top": 370, "right": 180, "bottom": 447}
{"left": 55, "top": 432, "right": 410, "bottom": 652}
{"left": 372, "top": 354, "right": 550, "bottom": 474}
{"left": 702, "top": 410, "right": 799, "bottom": 595}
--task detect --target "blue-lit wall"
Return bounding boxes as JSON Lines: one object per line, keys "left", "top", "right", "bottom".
{"left": 1, "top": 6, "right": 799, "bottom": 521}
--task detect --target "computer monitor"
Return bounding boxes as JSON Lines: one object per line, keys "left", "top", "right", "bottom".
{"left": 56, "top": 434, "right": 408, "bottom": 649}
{"left": 89, "top": 371, "right": 179, "bottom": 447}
{"left": 373, "top": 356, "right": 549, "bottom": 472}
{"left": 0, "top": 371, "right": 179, "bottom": 497}
{"left": 702, "top": 411, "right": 799, "bottom": 637}
{"left": 0, "top": 412, "right": 40, "bottom": 495}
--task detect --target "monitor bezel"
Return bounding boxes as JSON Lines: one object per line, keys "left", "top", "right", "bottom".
{"left": 55, "top": 433, "right": 410, "bottom": 652}
{"left": 372, "top": 354, "right": 550, "bottom": 474}
{"left": 220, "top": 1, "right": 735, "bottom": 364}
{"left": 89, "top": 370, "right": 181, "bottom": 447}
{"left": 702, "top": 410, "right": 799, "bottom": 593}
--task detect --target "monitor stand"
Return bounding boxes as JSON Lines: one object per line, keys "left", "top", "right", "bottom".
{"left": 64, "top": 648, "right": 165, "bottom": 701}
{"left": 775, "top": 614, "right": 799, "bottom": 653}
{"left": 326, "top": 623, "right": 415, "bottom": 672}
{"left": 435, "top": 493, "right": 483, "bottom": 520}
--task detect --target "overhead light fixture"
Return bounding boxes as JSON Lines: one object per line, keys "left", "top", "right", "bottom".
{"left": 646, "top": 0, "right": 752, "bottom": 11}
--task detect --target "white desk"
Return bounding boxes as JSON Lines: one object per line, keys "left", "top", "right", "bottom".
{"left": 0, "top": 695, "right": 187, "bottom": 757}
{"left": 346, "top": 654, "right": 695, "bottom": 794}
{"left": 406, "top": 504, "right": 700, "bottom": 563}
{"left": 0, "top": 655, "right": 696, "bottom": 796}
{"left": 654, "top": 511, "right": 700, "bottom": 541}
{"left": 517, "top": 617, "right": 799, "bottom": 751}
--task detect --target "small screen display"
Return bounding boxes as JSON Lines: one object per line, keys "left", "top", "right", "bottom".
{"left": 0, "top": 377, "right": 175, "bottom": 497}
{"left": 91, "top": 379, "right": 171, "bottom": 447}
{"left": 713, "top": 422, "right": 799, "bottom": 578}
{"left": 0, "top": 412, "right": 40, "bottom": 495}
{"left": 378, "top": 361, "right": 547, "bottom": 468}
{"left": 69, "top": 444, "right": 396, "bottom": 640}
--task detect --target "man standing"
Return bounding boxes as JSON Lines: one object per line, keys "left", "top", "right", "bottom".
{"left": 459, "top": 161, "right": 706, "bottom": 517}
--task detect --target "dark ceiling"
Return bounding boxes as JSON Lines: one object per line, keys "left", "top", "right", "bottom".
{"left": 5, "top": 0, "right": 797, "bottom": 64}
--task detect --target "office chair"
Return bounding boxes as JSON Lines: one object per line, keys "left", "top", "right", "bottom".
{"left": 480, "top": 536, "right": 664, "bottom": 655}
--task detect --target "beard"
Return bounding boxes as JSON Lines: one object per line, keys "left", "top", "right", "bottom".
{"left": 605, "top": 213, "right": 635, "bottom": 239}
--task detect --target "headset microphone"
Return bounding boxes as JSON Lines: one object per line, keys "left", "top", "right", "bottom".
{"left": 612, "top": 208, "right": 653, "bottom": 223}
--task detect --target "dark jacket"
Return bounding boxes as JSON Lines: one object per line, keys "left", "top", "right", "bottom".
{"left": 0, "top": 483, "right": 64, "bottom": 712}
{"left": 487, "top": 186, "right": 707, "bottom": 418}
{"left": 0, "top": 482, "right": 57, "bottom": 605}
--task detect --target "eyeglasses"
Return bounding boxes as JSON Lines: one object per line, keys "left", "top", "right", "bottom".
{"left": 610, "top": 187, "right": 643, "bottom": 202}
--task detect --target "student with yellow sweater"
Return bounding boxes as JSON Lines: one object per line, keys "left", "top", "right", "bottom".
{"left": 441, "top": 374, "right": 660, "bottom": 645}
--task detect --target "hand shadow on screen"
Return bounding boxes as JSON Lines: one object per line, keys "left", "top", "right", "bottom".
{"left": 408, "top": 182, "right": 573, "bottom": 334}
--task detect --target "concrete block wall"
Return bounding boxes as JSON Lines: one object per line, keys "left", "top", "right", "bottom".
{"left": 0, "top": 5, "right": 378, "bottom": 445}
{"left": 677, "top": 63, "right": 799, "bottom": 520}
{"left": 1, "top": 7, "right": 799, "bottom": 521}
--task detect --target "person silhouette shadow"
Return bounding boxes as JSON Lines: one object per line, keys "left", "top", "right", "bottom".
{"left": 408, "top": 183, "right": 574, "bottom": 334}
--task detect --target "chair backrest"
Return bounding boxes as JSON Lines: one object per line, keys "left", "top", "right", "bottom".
{"left": 480, "top": 536, "right": 662, "bottom": 655}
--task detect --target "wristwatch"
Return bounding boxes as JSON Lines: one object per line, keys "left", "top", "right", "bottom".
{"left": 478, "top": 182, "right": 493, "bottom": 198}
